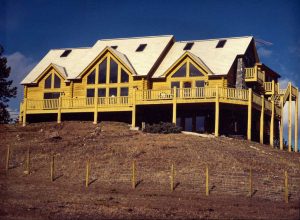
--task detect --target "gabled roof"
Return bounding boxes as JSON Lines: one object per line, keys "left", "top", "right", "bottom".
{"left": 21, "top": 35, "right": 174, "bottom": 84}
{"left": 153, "top": 36, "right": 253, "bottom": 78}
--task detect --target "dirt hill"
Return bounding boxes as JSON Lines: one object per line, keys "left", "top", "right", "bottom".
{"left": 0, "top": 121, "right": 299, "bottom": 219}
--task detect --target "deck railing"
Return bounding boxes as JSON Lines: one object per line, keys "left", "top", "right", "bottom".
{"left": 245, "top": 66, "right": 264, "bottom": 83}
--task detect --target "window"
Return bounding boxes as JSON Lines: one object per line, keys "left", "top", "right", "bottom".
{"left": 60, "top": 50, "right": 72, "bottom": 57}
{"left": 86, "top": 89, "right": 95, "bottom": 97}
{"left": 109, "top": 88, "right": 117, "bottom": 97}
{"left": 54, "top": 75, "right": 61, "bottom": 88}
{"left": 87, "top": 70, "right": 95, "bottom": 84}
{"left": 183, "top": 42, "right": 194, "bottom": 50}
{"left": 216, "top": 40, "right": 226, "bottom": 48}
{"left": 110, "top": 59, "right": 118, "bottom": 83}
{"left": 172, "top": 63, "right": 187, "bottom": 77}
{"left": 98, "top": 88, "right": 106, "bottom": 97}
{"left": 171, "top": 81, "right": 180, "bottom": 88}
{"left": 120, "top": 87, "right": 129, "bottom": 96}
{"left": 121, "top": 69, "right": 129, "bottom": 83}
{"left": 98, "top": 58, "right": 107, "bottom": 84}
{"left": 44, "top": 92, "right": 60, "bottom": 99}
{"left": 190, "top": 63, "right": 204, "bottom": 77}
{"left": 111, "top": 46, "right": 118, "bottom": 49}
{"left": 45, "top": 75, "right": 52, "bottom": 88}
{"left": 196, "top": 81, "right": 205, "bottom": 87}
{"left": 136, "top": 44, "right": 147, "bottom": 52}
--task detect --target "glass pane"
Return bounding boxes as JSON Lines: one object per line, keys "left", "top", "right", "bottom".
{"left": 196, "top": 80, "right": 205, "bottom": 87}
{"left": 183, "top": 82, "right": 192, "bottom": 88}
{"left": 171, "top": 81, "right": 180, "bottom": 88}
{"left": 54, "top": 74, "right": 61, "bottom": 88}
{"left": 44, "top": 92, "right": 60, "bottom": 99}
{"left": 196, "top": 116, "right": 205, "bottom": 132}
{"left": 109, "top": 59, "right": 118, "bottom": 83}
{"left": 98, "top": 88, "right": 106, "bottom": 97}
{"left": 109, "top": 88, "right": 117, "bottom": 97}
{"left": 190, "top": 63, "right": 204, "bottom": 77}
{"left": 172, "top": 63, "right": 186, "bottom": 77}
{"left": 86, "top": 89, "right": 95, "bottom": 97}
{"left": 45, "top": 75, "right": 52, "bottom": 88}
{"left": 98, "top": 58, "right": 107, "bottom": 84}
{"left": 87, "top": 70, "right": 95, "bottom": 84}
{"left": 120, "top": 87, "right": 128, "bottom": 96}
{"left": 121, "top": 69, "right": 129, "bottom": 83}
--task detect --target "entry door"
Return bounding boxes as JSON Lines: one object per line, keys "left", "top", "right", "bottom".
{"left": 183, "top": 82, "right": 192, "bottom": 97}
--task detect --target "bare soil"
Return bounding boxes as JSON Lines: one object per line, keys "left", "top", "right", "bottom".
{"left": 0, "top": 121, "right": 299, "bottom": 219}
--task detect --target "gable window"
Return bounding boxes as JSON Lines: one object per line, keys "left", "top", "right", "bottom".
{"left": 190, "top": 63, "right": 204, "bottom": 77}
{"left": 45, "top": 75, "right": 52, "bottom": 88}
{"left": 60, "top": 49, "right": 72, "bottom": 57}
{"left": 183, "top": 42, "right": 194, "bottom": 50}
{"left": 87, "top": 70, "right": 96, "bottom": 84}
{"left": 216, "top": 40, "right": 226, "bottom": 48}
{"left": 136, "top": 44, "right": 147, "bottom": 52}
{"left": 44, "top": 73, "right": 61, "bottom": 89}
{"left": 54, "top": 75, "right": 61, "bottom": 88}
{"left": 109, "top": 59, "right": 118, "bottom": 83}
{"left": 98, "top": 58, "right": 107, "bottom": 84}
{"left": 172, "top": 63, "right": 187, "bottom": 77}
{"left": 121, "top": 69, "right": 129, "bottom": 83}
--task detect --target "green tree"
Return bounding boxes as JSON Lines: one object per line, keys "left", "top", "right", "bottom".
{"left": 0, "top": 45, "right": 17, "bottom": 123}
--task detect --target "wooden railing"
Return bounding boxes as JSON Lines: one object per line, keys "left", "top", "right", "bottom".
{"left": 245, "top": 66, "right": 264, "bottom": 83}
{"left": 245, "top": 67, "right": 256, "bottom": 79}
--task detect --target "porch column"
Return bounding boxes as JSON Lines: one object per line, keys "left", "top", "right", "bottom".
{"left": 19, "top": 101, "right": 23, "bottom": 124}
{"left": 288, "top": 83, "right": 292, "bottom": 152}
{"left": 214, "top": 86, "right": 219, "bottom": 137}
{"left": 22, "top": 98, "right": 27, "bottom": 127}
{"left": 247, "top": 88, "right": 252, "bottom": 141}
{"left": 172, "top": 87, "right": 177, "bottom": 124}
{"left": 131, "top": 88, "right": 136, "bottom": 128}
{"left": 270, "top": 96, "right": 275, "bottom": 147}
{"left": 280, "top": 96, "right": 284, "bottom": 150}
{"left": 93, "top": 88, "right": 98, "bottom": 124}
{"left": 260, "top": 95, "right": 264, "bottom": 144}
{"left": 295, "top": 88, "right": 298, "bottom": 152}
{"left": 57, "top": 96, "right": 62, "bottom": 124}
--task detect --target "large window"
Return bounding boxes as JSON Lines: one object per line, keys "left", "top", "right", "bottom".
{"left": 172, "top": 64, "right": 187, "bottom": 77}
{"left": 121, "top": 69, "right": 129, "bottom": 83}
{"left": 110, "top": 59, "right": 118, "bottom": 83}
{"left": 120, "top": 87, "right": 129, "bottom": 96}
{"left": 99, "top": 58, "right": 107, "bottom": 84}
{"left": 44, "top": 73, "right": 61, "bottom": 89}
{"left": 86, "top": 89, "right": 95, "bottom": 97}
{"left": 44, "top": 92, "right": 60, "bottom": 99}
{"left": 45, "top": 75, "right": 52, "bottom": 88}
{"left": 109, "top": 88, "right": 117, "bottom": 97}
{"left": 98, "top": 88, "right": 106, "bottom": 97}
{"left": 190, "top": 64, "right": 204, "bottom": 77}
{"left": 87, "top": 70, "right": 95, "bottom": 84}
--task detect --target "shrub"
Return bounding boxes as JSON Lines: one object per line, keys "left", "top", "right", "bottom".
{"left": 143, "top": 122, "right": 182, "bottom": 134}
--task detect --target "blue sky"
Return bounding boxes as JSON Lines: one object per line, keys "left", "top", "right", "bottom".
{"left": 1, "top": 0, "right": 299, "bottom": 144}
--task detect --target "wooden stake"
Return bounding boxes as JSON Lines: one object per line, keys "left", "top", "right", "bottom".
{"left": 284, "top": 171, "right": 288, "bottom": 203}
{"left": 171, "top": 163, "right": 174, "bottom": 192}
{"left": 24, "top": 147, "right": 30, "bottom": 175}
{"left": 206, "top": 166, "right": 209, "bottom": 196}
{"left": 248, "top": 167, "right": 253, "bottom": 197}
{"left": 132, "top": 160, "right": 136, "bottom": 189}
{"left": 5, "top": 146, "right": 10, "bottom": 172}
{"left": 85, "top": 159, "right": 90, "bottom": 187}
{"left": 50, "top": 155, "right": 54, "bottom": 182}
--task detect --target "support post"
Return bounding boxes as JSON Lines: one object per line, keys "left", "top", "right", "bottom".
{"left": 284, "top": 171, "right": 288, "bottom": 203}
{"left": 247, "top": 88, "right": 252, "bottom": 141}
{"left": 171, "top": 163, "right": 174, "bottom": 192}
{"left": 50, "top": 155, "right": 54, "bottom": 182}
{"left": 24, "top": 147, "right": 30, "bottom": 175}
{"left": 215, "top": 86, "right": 219, "bottom": 137}
{"left": 260, "top": 95, "right": 264, "bottom": 144}
{"left": 131, "top": 88, "right": 136, "bottom": 128}
{"left": 270, "top": 95, "right": 275, "bottom": 147}
{"left": 288, "top": 83, "right": 292, "bottom": 152}
{"left": 57, "top": 96, "right": 62, "bottom": 124}
{"left": 280, "top": 96, "right": 284, "bottom": 150}
{"left": 132, "top": 160, "right": 136, "bottom": 189}
{"left": 205, "top": 165, "right": 209, "bottom": 196}
{"left": 172, "top": 87, "right": 177, "bottom": 124}
{"left": 19, "top": 102, "right": 23, "bottom": 124}
{"left": 5, "top": 146, "right": 10, "bottom": 172}
{"left": 93, "top": 88, "right": 98, "bottom": 124}
{"left": 22, "top": 98, "right": 27, "bottom": 127}
{"left": 86, "top": 159, "right": 90, "bottom": 187}
{"left": 295, "top": 88, "right": 298, "bottom": 152}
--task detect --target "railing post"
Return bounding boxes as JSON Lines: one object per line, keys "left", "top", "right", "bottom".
{"left": 57, "top": 96, "right": 62, "bottom": 124}
{"left": 247, "top": 88, "right": 252, "bottom": 141}
{"left": 131, "top": 88, "right": 136, "bottom": 128}
{"left": 270, "top": 95, "right": 275, "bottom": 147}
{"left": 214, "top": 86, "right": 219, "bottom": 137}
{"left": 22, "top": 98, "right": 27, "bottom": 127}
{"left": 288, "top": 83, "right": 292, "bottom": 152}
{"left": 93, "top": 88, "right": 98, "bottom": 124}
{"left": 260, "top": 95, "right": 264, "bottom": 144}
{"left": 295, "top": 88, "right": 298, "bottom": 152}
{"left": 19, "top": 102, "right": 23, "bottom": 124}
{"left": 272, "top": 80, "right": 275, "bottom": 94}
{"left": 172, "top": 87, "right": 177, "bottom": 124}
{"left": 280, "top": 96, "right": 284, "bottom": 150}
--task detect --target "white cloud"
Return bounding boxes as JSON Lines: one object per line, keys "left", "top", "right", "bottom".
{"left": 257, "top": 47, "right": 272, "bottom": 58}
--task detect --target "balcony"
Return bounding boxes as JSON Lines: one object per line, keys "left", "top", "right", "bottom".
{"left": 245, "top": 66, "right": 265, "bottom": 84}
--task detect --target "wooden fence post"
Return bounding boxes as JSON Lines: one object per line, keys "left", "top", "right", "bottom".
{"left": 171, "top": 163, "right": 174, "bottom": 192}
{"left": 248, "top": 167, "right": 253, "bottom": 197}
{"left": 85, "top": 159, "right": 90, "bottom": 187}
{"left": 50, "top": 155, "right": 54, "bottom": 182}
{"left": 5, "top": 146, "right": 10, "bottom": 172}
{"left": 206, "top": 166, "right": 209, "bottom": 196}
{"left": 24, "top": 147, "right": 30, "bottom": 175}
{"left": 284, "top": 171, "right": 288, "bottom": 203}
{"left": 132, "top": 160, "right": 136, "bottom": 189}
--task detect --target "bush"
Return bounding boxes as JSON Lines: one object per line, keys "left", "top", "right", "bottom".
{"left": 143, "top": 122, "right": 182, "bottom": 134}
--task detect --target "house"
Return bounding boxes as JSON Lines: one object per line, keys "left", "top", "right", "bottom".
{"left": 19, "top": 35, "right": 298, "bottom": 152}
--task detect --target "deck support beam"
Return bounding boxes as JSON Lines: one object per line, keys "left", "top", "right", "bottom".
{"left": 247, "top": 88, "right": 252, "bottom": 141}
{"left": 131, "top": 89, "right": 136, "bottom": 128}
{"left": 172, "top": 87, "right": 177, "bottom": 124}
{"left": 214, "top": 86, "right": 219, "bottom": 137}
{"left": 93, "top": 88, "right": 98, "bottom": 124}
{"left": 288, "top": 83, "right": 292, "bottom": 152}
{"left": 295, "top": 88, "right": 298, "bottom": 152}
{"left": 260, "top": 95, "right": 264, "bottom": 144}
{"left": 280, "top": 96, "right": 284, "bottom": 150}
{"left": 22, "top": 98, "right": 27, "bottom": 127}
{"left": 270, "top": 96, "right": 275, "bottom": 147}
{"left": 57, "top": 96, "right": 62, "bottom": 124}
